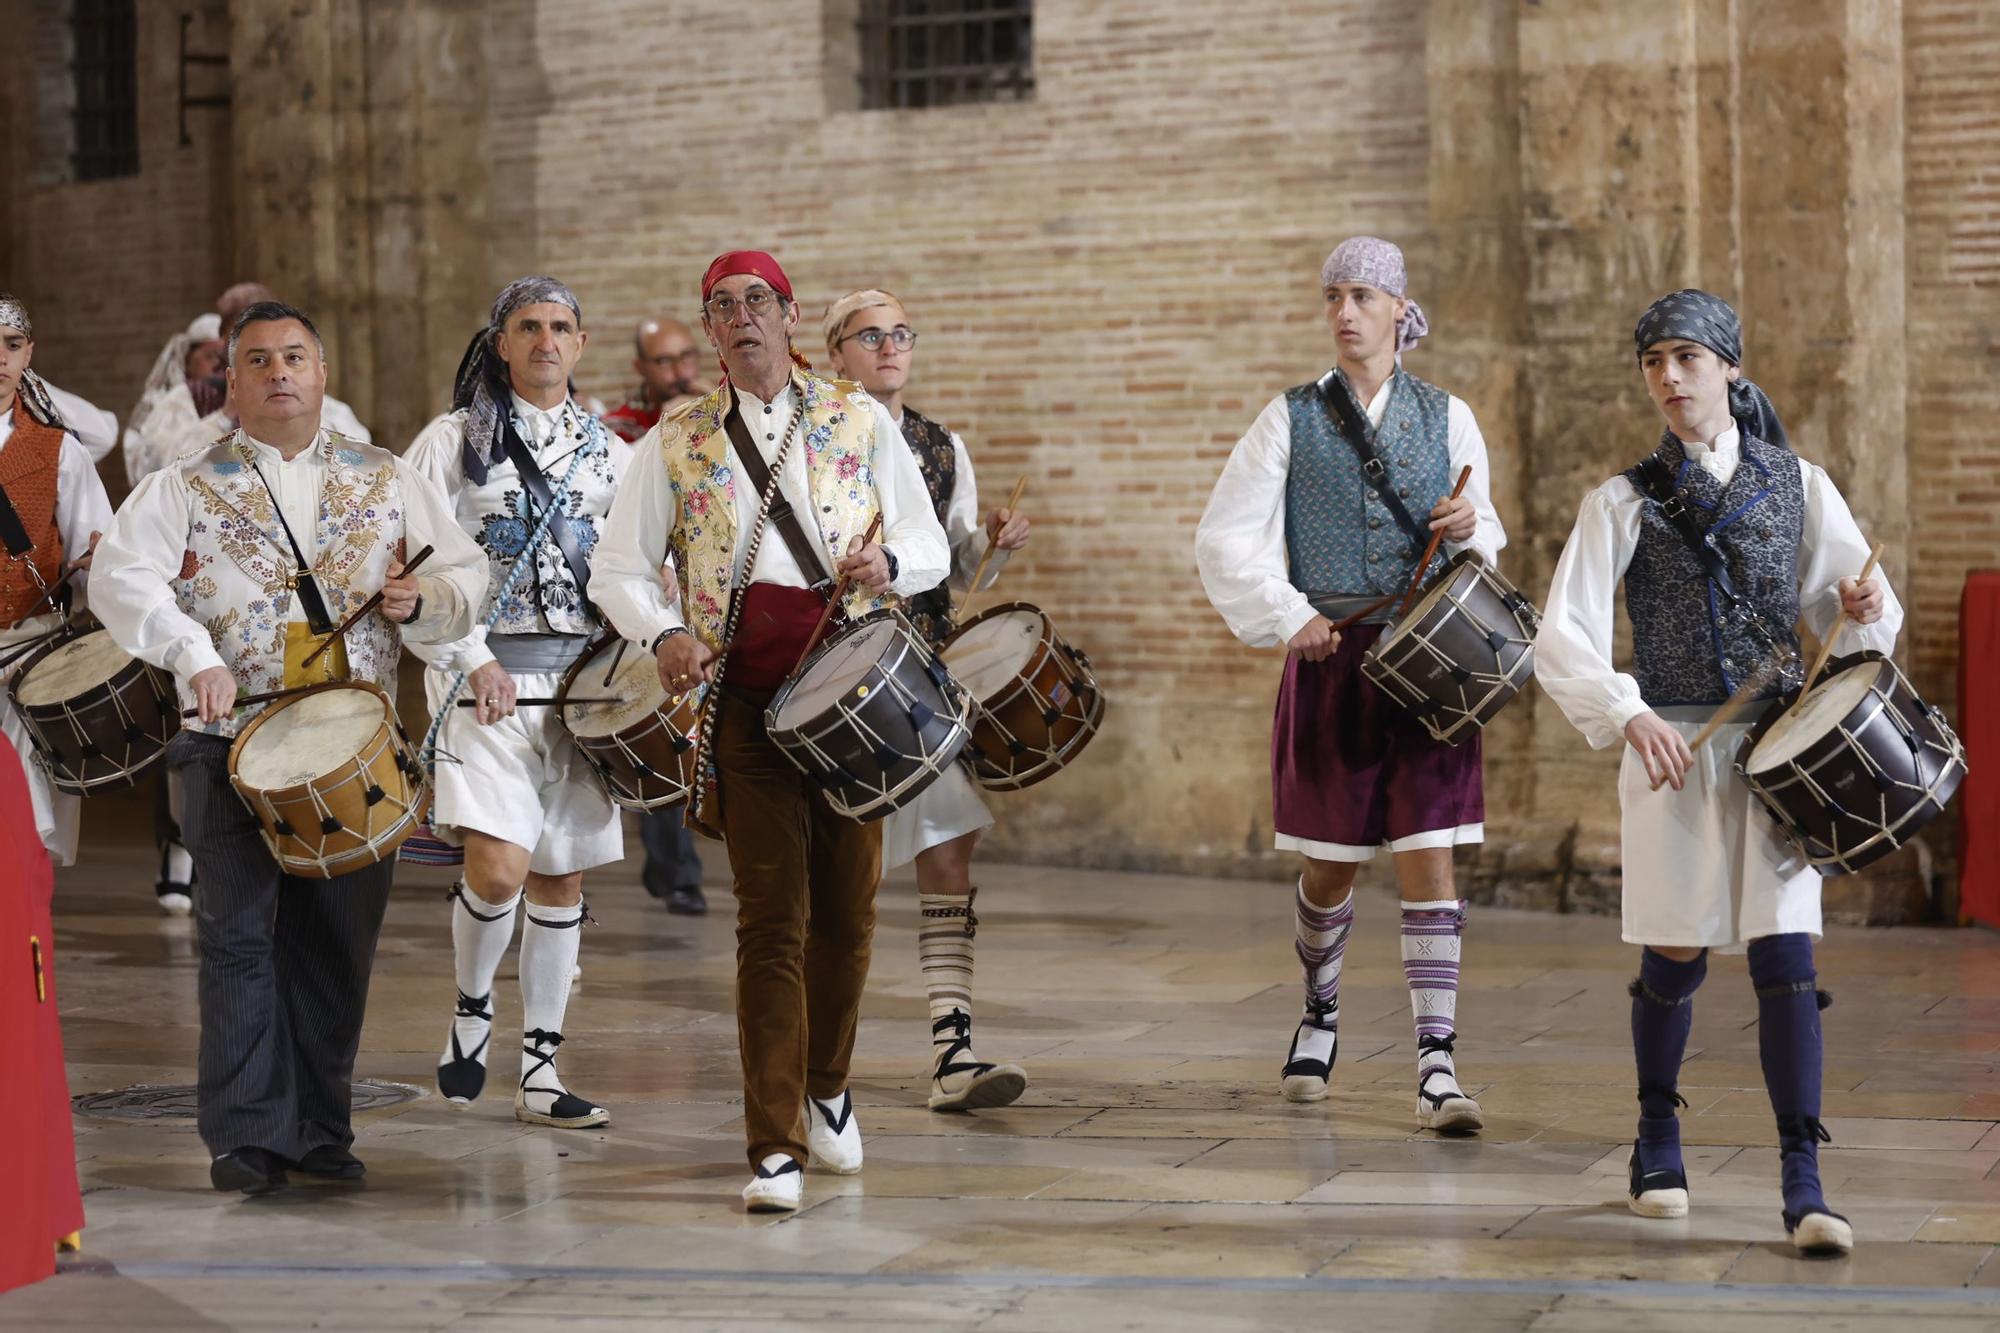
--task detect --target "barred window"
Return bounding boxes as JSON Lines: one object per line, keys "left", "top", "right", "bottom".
{"left": 856, "top": 0, "right": 1034, "bottom": 111}
{"left": 71, "top": 0, "right": 138, "bottom": 180}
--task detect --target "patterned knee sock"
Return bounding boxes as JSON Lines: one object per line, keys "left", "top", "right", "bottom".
{"left": 1293, "top": 880, "right": 1353, "bottom": 1065}
{"left": 520, "top": 901, "right": 585, "bottom": 1092}
{"left": 1631, "top": 947, "right": 1708, "bottom": 1180}
{"left": 1402, "top": 899, "right": 1466, "bottom": 1094}
{"left": 1747, "top": 932, "right": 1832, "bottom": 1223}
{"left": 441, "top": 881, "right": 519, "bottom": 1070}
{"left": 920, "top": 889, "right": 977, "bottom": 1025}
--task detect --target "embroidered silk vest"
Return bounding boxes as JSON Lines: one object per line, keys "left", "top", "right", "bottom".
{"left": 1283, "top": 370, "right": 1452, "bottom": 598}
{"left": 1622, "top": 433, "right": 1805, "bottom": 706}
{"left": 0, "top": 400, "right": 66, "bottom": 627}
{"left": 899, "top": 406, "right": 958, "bottom": 645}
{"left": 173, "top": 430, "right": 411, "bottom": 736}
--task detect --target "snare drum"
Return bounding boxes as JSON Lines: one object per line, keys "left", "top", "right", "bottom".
{"left": 8, "top": 624, "right": 180, "bottom": 792}
{"left": 228, "top": 681, "right": 429, "bottom": 878}
{"left": 936, "top": 602, "right": 1105, "bottom": 791}
{"left": 1738, "top": 652, "right": 1966, "bottom": 876}
{"left": 765, "top": 615, "right": 972, "bottom": 821}
{"left": 1360, "top": 552, "right": 1539, "bottom": 745}
{"left": 558, "top": 636, "right": 701, "bottom": 811}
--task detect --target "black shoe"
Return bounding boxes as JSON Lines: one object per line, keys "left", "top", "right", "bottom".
{"left": 293, "top": 1144, "right": 366, "bottom": 1180}
{"left": 666, "top": 885, "right": 707, "bottom": 916}
{"left": 210, "top": 1146, "right": 288, "bottom": 1196}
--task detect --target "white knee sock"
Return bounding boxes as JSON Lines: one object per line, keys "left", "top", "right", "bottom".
{"left": 520, "top": 900, "right": 584, "bottom": 1089}
{"left": 919, "top": 889, "right": 977, "bottom": 1026}
{"left": 444, "top": 881, "right": 519, "bottom": 1067}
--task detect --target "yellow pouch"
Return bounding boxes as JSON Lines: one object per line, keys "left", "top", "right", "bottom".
{"left": 283, "top": 620, "right": 350, "bottom": 688}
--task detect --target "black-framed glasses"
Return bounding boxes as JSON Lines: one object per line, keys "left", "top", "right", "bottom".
{"left": 703, "top": 288, "right": 785, "bottom": 321}
{"left": 841, "top": 326, "right": 917, "bottom": 352}
{"left": 643, "top": 348, "right": 702, "bottom": 367}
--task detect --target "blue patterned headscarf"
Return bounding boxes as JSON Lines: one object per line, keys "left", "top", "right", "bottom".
{"left": 452, "top": 276, "right": 581, "bottom": 483}
{"left": 1634, "top": 288, "right": 1788, "bottom": 450}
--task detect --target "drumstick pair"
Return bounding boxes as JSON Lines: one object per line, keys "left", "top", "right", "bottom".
{"left": 1656, "top": 544, "right": 1884, "bottom": 787}
{"left": 1316, "top": 466, "right": 1475, "bottom": 637}
{"left": 297, "top": 545, "right": 436, "bottom": 671}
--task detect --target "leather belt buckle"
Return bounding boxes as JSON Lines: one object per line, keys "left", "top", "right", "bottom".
{"left": 1362, "top": 458, "right": 1387, "bottom": 480}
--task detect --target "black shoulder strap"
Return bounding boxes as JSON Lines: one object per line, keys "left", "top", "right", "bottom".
{"left": 242, "top": 453, "right": 337, "bottom": 635}
{"left": 1313, "top": 375, "right": 1429, "bottom": 547}
{"left": 0, "top": 481, "right": 34, "bottom": 558}
{"left": 1632, "top": 452, "right": 1744, "bottom": 606}
{"left": 499, "top": 414, "right": 596, "bottom": 609}
{"left": 723, "top": 405, "right": 832, "bottom": 587}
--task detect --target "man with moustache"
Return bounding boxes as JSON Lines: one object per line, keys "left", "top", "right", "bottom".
{"left": 1196, "top": 236, "right": 1506, "bottom": 1131}
{"left": 593, "top": 250, "right": 949, "bottom": 1211}
{"left": 92, "top": 300, "right": 486, "bottom": 1196}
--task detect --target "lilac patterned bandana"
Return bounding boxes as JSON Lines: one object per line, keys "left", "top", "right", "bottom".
{"left": 1320, "top": 236, "right": 1430, "bottom": 352}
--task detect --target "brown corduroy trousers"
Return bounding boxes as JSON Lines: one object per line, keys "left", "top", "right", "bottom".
{"left": 713, "top": 688, "right": 881, "bottom": 1168}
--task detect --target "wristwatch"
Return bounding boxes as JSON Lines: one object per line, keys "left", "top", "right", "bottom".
{"left": 651, "top": 626, "right": 691, "bottom": 652}
{"left": 403, "top": 594, "right": 423, "bottom": 625}
{"left": 883, "top": 547, "right": 899, "bottom": 584}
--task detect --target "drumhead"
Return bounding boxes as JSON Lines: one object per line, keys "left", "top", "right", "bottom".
{"left": 236, "top": 687, "right": 388, "bottom": 788}
{"left": 1377, "top": 565, "right": 1472, "bottom": 650}
{"left": 942, "top": 609, "right": 1044, "bottom": 698}
{"left": 566, "top": 642, "right": 671, "bottom": 737}
{"left": 13, "top": 630, "right": 133, "bottom": 706}
{"left": 772, "top": 619, "right": 901, "bottom": 728}
{"left": 1747, "top": 664, "right": 1881, "bottom": 773}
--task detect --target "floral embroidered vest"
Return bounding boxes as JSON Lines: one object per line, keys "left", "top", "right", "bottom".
{"left": 0, "top": 399, "right": 67, "bottom": 627}
{"left": 656, "top": 371, "right": 896, "bottom": 654}
{"left": 173, "top": 430, "right": 410, "bottom": 736}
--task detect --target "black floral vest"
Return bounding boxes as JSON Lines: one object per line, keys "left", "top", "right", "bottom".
{"left": 900, "top": 406, "right": 958, "bottom": 645}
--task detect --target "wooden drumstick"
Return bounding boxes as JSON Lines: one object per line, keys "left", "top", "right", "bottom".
{"left": 1393, "top": 466, "right": 1474, "bottom": 621}
{"left": 792, "top": 513, "right": 883, "bottom": 676}
{"left": 180, "top": 682, "right": 320, "bottom": 719}
{"left": 1798, "top": 543, "right": 1883, "bottom": 700}
{"left": 299, "top": 544, "right": 435, "bottom": 670}
{"left": 958, "top": 474, "right": 1028, "bottom": 618}
{"left": 457, "top": 696, "right": 616, "bottom": 708}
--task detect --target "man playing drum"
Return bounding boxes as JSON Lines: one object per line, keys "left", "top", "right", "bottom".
{"left": 92, "top": 301, "right": 486, "bottom": 1196}
{"left": 404, "top": 276, "right": 626, "bottom": 1131}
{"left": 0, "top": 295, "right": 113, "bottom": 869}
{"left": 822, "top": 288, "right": 1032, "bottom": 1113}
{"left": 1195, "top": 236, "right": 1506, "bottom": 1130}
{"left": 1535, "top": 289, "right": 1894, "bottom": 1255}
{"left": 593, "top": 250, "right": 948, "bottom": 1212}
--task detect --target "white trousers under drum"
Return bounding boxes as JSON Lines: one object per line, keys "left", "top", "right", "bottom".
{"left": 1618, "top": 716, "right": 1820, "bottom": 950}
{"left": 0, "top": 693, "right": 79, "bottom": 866}
{"left": 881, "top": 763, "right": 995, "bottom": 871}
{"left": 423, "top": 667, "right": 622, "bottom": 876}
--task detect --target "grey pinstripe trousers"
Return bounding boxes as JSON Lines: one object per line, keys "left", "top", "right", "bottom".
{"left": 169, "top": 733, "right": 393, "bottom": 1160}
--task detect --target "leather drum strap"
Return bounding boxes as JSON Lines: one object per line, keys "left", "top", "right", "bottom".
{"left": 723, "top": 405, "right": 832, "bottom": 588}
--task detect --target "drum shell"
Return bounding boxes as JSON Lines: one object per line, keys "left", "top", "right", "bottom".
{"left": 228, "top": 682, "right": 430, "bottom": 879}
{"left": 764, "top": 614, "right": 971, "bottom": 821}
{"left": 7, "top": 625, "right": 180, "bottom": 793}
{"left": 558, "top": 637, "right": 702, "bottom": 812}
{"left": 1736, "top": 652, "right": 1966, "bottom": 876}
{"left": 1360, "top": 552, "right": 1538, "bottom": 745}
{"left": 938, "top": 601, "right": 1106, "bottom": 792}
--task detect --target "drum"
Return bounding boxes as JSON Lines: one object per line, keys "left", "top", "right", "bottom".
{"left": 1738, "top": 652, "right": 1966, "bottom": 876}
{"left": 228, "top": 681, "right": 429, "bottom": 878}
{"left": 558, "top": 635, "right": 700, "bottom": 811}
{"left": 765, "top": 614, "right": 972, "bottom": 821}
{"left": 937, "top": 602, "right": 1105, "bottom": 791}
{"left": 1360, "top": 552, "right": 1540, "bottom": 745}
{"left": 8, "top": 624, "right": 180, "bottom": 793}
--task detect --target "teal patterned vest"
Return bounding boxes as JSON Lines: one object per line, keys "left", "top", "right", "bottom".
{"left": 1283, "top": 370, "right": 1452, "bottom": 598}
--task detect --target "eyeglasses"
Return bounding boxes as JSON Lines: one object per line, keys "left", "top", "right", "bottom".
{"left": 643, "top": 349, "right": 702, "bottom": 366}
{"left": 840, "top": 326, "right": 917, "bottom": 352}
{"left": 703, "top": 288, "right": 785, "bottom": 321}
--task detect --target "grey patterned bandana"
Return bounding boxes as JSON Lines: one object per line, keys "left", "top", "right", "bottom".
{"left": 1634, "top": 288, "right": 1788, "bottom": 450}
{"left": 0, "top": 294, "right": 63, "bottom": 428}
{"left": 452, "top": 276, "right": 582, "bottom": 482}
{"left": 0, "top": 296, "right": 30, "bottom": 339}
{"left": 1320, "top": 236, "right": 1430, "bottom": 352}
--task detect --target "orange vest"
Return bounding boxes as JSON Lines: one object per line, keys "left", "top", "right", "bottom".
{"left": 0, "top": 401, "right": 65, "bottom": 629}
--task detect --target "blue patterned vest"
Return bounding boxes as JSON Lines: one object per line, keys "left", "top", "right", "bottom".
{"left": 1284, "top": 371, "right": 1452, "bottom": 598}
{"left": 1622, "top": 433, "right": 1804, "bottom": 706}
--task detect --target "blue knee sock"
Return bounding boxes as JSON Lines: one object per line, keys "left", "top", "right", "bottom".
{"left": 1630, "top": 948, "right": 1707, "bottom": 1181}
{"left": 1746, "top": 932, "right": 1834, "bottom": 1225}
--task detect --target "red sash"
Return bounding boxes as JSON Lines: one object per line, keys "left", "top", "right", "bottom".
{"left": 725, "top": 582, "right": 830, "bottom": 692}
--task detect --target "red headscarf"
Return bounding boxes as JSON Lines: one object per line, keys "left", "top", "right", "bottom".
{"left": 699, "top": 250, "right": 811, "bottom": 378}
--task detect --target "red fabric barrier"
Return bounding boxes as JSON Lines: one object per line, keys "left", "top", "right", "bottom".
{"left": 1961, "top": 571, "right": 2000, "bottom": 927}
{"left": 0, "top": 735, "right": 83, "bottom": 1294}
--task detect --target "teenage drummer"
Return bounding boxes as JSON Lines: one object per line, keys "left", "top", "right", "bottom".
{"left": 592, "top": 251, "right": 948, "bottom": 1213}
{"left": 402, "top": 277, "right": 625, "bottom": 1131}
{"left": 92, "top": 300, "right": 486, "bottom": 1196}
{"left": 821, "top": 289, "right": 1032, "bottom": 1114}
{"left": 1193, "top": 236, "right": 1505, "bottom": 1128}
{"left": 1534, "top": 289, "right": 1895, "bottom": 1255}
{"left": 0, "top": 294, "right": 113, "bottom": 869}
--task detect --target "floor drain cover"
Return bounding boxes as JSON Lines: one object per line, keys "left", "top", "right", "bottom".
{"left": 72, "top": 1080, "right": 424, "bottom": 1122}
